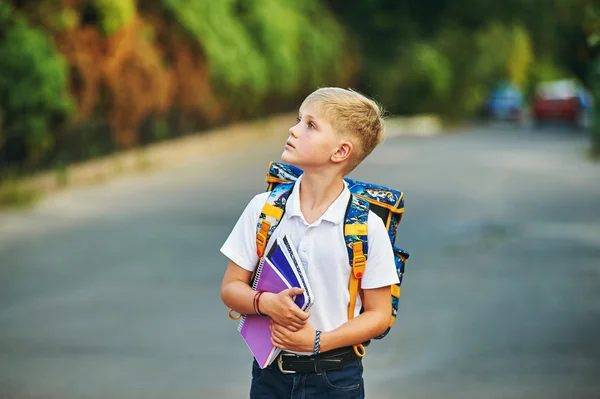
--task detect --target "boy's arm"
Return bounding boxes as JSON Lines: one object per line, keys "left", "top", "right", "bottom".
{"left": 219, "top": 192, "right": 269, "bottom": 316}
{"left": 270, "top": 286, "right": 390, "bottom": 353}
{"left": 220, "top": 260, "right": 256, "bottom": 315}
{"left": 318, "top": 286, "right": 390, "bottom": 352}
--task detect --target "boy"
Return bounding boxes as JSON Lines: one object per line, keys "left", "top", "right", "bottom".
{"left": 220, "top": 87, "right": 399, "bottom": 398}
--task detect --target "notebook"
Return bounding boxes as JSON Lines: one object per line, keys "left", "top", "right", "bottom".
{"left": 237, "top": 257, "right": 292, "bottom": 368}
{"left": 237, "top": 235, "right": 314, "bottom": 368}
{"left": 267, "top": 236, "right": 313, "bottom": 312}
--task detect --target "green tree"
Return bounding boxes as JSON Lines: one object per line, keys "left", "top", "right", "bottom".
{"left": 584, "top": 1, "right": 600, "bottom": 157}
{"left": 326, "top": 0, "right": 582, "bottom": 116}
{"left": 92, "top": 0, "right": 136, "bottom": 35}
{"left": 158, "top": 0, "right": 345, "bottom": 113}
{"left": 0, "top": 3, "right": 74, "bottom": 168}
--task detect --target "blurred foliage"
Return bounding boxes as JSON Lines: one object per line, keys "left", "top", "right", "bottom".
{"left": 160, "top": 0, "right": 269, "bottom": 99}
{"left": 159, "top": 0, "right": 344, "bottom": 109}
{"left": 0, "top": 2, "right": 74, "bottom": 169}
{"left": 591, "top": 58, "right": 600, "bottom": 158}
{"left": 0, "top": 0, "right": 349, "bottom": 175}
{"left": 328, "top": 0, "right": 582, "bottom": 118}
{"left": 503, "top": 25, "right": 534, "bottom": 88}
{"left": 0, "top": 179, "right": 40, "bottom": 208}
{"left": 0, "top": 0, "right": 596, "bottom": 173}
{"left": 91, "top": 0, "right": 136, "bottom": 35}
{"left": 54, "top": 14, "right": 173, "bottom": 149}
{"left": 586, "top": 3, "right": 600, "bottom": 46}
{"left": 584, "top": 0, "right": 600, "bottom": 157}
{"left": 364, "top": 22, "right": 534, "bottom": 117}
{"left": 530, "top": 59, "right": 571, "bottom": 88}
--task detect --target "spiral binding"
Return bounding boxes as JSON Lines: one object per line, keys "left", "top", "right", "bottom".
{"left": 251, "top": 257, "right": 266, "bottom": 290}
{"left": 281, "top": 236, "right": 312, "bottom": 309}
{"left": 238, "top": 257, "right": 267, "bottom": 332}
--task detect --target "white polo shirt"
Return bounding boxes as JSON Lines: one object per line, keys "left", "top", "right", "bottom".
{"left": 220, "top": 175, "right": 399, "bottom": 336}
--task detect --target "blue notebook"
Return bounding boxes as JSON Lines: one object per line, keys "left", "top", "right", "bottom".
{"left": 266, "top": 236, "right": 313, "bottom": 311}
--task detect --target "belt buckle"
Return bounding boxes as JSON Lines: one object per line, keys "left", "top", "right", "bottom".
{"left": 277, "top": 353, "right": 297, "bottom": 374}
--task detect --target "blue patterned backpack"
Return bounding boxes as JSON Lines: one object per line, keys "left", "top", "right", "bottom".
{"left": 252, "top": 161, "right": 410, "bottom": 357}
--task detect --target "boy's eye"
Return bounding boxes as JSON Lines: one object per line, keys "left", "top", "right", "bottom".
{"left": 308, "top": 122, "right": 316, "bottom": 129}
{"left": 296, "top": 117, "right": 301, "bottom": 124}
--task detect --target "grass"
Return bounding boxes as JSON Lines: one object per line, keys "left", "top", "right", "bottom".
{"left": 54, "top": 163, "right": 70, "bottom": 187}
{"left": 134, "top": 149, "right": 153, "bottom": 171}
{"left": 0, "top": 163, "right": 71, "bottom": 209}
{"left": 583, "top": 142, "right": 600, "bottom": 162}
{"left": 0, "top": 150, "right": 156, "bottom": 210}
{"left": 0, "top": 179, "right": 40, "bottom": 209}
{"left": 112, "top": 154, "right": 126, "bottom": 175}
{"left": 590, "top": 143, "right": 600, "bottom": 162}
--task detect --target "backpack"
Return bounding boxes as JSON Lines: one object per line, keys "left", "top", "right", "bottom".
{"left": 230, "top": 161, "right": 410, "bottom": 357}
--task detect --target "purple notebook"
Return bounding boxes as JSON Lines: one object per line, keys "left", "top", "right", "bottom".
{"left": 237, "top": 257, "right": 291, "bottom": 368}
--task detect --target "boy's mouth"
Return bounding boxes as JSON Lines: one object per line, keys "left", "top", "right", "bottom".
{"left": 285, "top": 141, "right": 295, "bottom": 149}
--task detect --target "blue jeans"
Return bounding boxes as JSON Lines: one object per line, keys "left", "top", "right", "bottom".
{"left": 249, "top": 358, "right": 365, "bottom": 398}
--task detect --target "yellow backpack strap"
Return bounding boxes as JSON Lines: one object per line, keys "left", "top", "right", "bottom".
{"left": 227, "top": 182, "right": 294, "bottom": 320}
{"left": 344, "top": 194, "right": 369, "bottom": 357}
{"left": 255, "top": 182, "right": 293, "bottom": 257}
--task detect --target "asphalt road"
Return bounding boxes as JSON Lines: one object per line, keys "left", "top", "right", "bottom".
{"left": 1, "top": 123, "right": 599, "bottom": 399}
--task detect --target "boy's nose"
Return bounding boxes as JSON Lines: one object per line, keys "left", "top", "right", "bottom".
{"left": 289, "top": 126, "right": 299, "bottom": 138}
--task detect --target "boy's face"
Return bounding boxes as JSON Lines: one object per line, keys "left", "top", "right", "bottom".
{"left": 282, "top": 102, "right": 351, "bottom": 171}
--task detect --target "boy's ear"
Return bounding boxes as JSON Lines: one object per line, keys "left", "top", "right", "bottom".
{"left": 331, "top": 140, "right": 353, "bottom": 164}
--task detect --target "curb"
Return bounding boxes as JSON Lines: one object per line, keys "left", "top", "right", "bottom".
{"left": 15, "top": 113, "right": 295, "bottom": 198}
{"left": 3, "top": 113, "right": 442, "bottom": 209}
{"left": 385, "top": 115, "right": 443, "bottom": 138}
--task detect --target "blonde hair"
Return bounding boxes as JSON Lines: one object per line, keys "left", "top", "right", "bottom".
{"left": 300, "top": 87, "right": 385, "bottom": 172}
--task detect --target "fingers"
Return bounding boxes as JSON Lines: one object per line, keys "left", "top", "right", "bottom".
{"left": 274, "top": 291, "right": 299, "bottom": 308}
{"left": 292, "top": 307, "right": 310, "bottom": 321}
{"left": 270, "top": 323, "right": 287, "bottom": 343}
{"left": 271, "top": 318, "right": 298, "bottom": 332}
{"left": 271, "top": 309, "right": 310, "bottom": 327}
{"left": 281, "top": 295, "right": 309, "bottom": 320}
{"left": 286, "top": 322, "right": 302, "bottom": 332}
{"left": 267, "top": 293, "right": 309, "bottom": 326}
{"left": 271, "top": 335, "right": 285, "bottom": 349}
{"left": 272, "top": 296, "right": 309, "bottom": 324}
{"left": 271, "top": 319, "right": 306, "bottom": 334}
{"left": 284, "top": 287, "right": 304, "bottom": 297}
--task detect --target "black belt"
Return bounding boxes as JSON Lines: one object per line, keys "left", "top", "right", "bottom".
{"left": 274, "top": 346, "right": 359, "bottom": 374}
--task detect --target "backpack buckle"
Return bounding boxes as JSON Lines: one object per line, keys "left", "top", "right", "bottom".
{"left": 256, "top": 221, "right": 270, "bottom": 256}
{"left": 351, "top": 242, "right": 366, "bottom": 279}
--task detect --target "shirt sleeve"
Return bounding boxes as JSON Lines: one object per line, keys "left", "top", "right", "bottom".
{"left": 360, "top": 211, "right": 400, "bottom": 289}
{"left": 219, "top": 192, "right": 269, "bottom": 272}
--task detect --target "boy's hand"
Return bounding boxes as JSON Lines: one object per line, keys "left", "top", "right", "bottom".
{"left": 260, "top": 288, "right": 309, "bottom": 329}
{"left": 270, "top": 320, "right": 316, "bottom": 353}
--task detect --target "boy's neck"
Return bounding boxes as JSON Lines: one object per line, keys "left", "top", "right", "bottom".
{"left": 298, "top": 170, "right": 346, "bottom": 225}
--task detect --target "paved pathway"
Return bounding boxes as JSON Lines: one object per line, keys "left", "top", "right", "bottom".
{"left": 1, "top": 124, "right": 599, "bottom": 398}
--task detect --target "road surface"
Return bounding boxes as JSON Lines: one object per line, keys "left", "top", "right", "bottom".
{"left": 1, "top": 123, "right": 599, "bottom": 398}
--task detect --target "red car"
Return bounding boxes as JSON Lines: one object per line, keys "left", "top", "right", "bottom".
{"left": 532, "top": 80, "right": 591, "bottom": 127}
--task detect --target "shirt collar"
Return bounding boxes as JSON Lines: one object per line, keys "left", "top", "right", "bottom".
{"left": 286, "top": 174, "right": 350, "bottom": 226}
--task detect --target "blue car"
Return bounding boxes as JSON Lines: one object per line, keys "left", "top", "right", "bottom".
{"left": 484, "top": 81, "right": 524, "bottom": 121}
